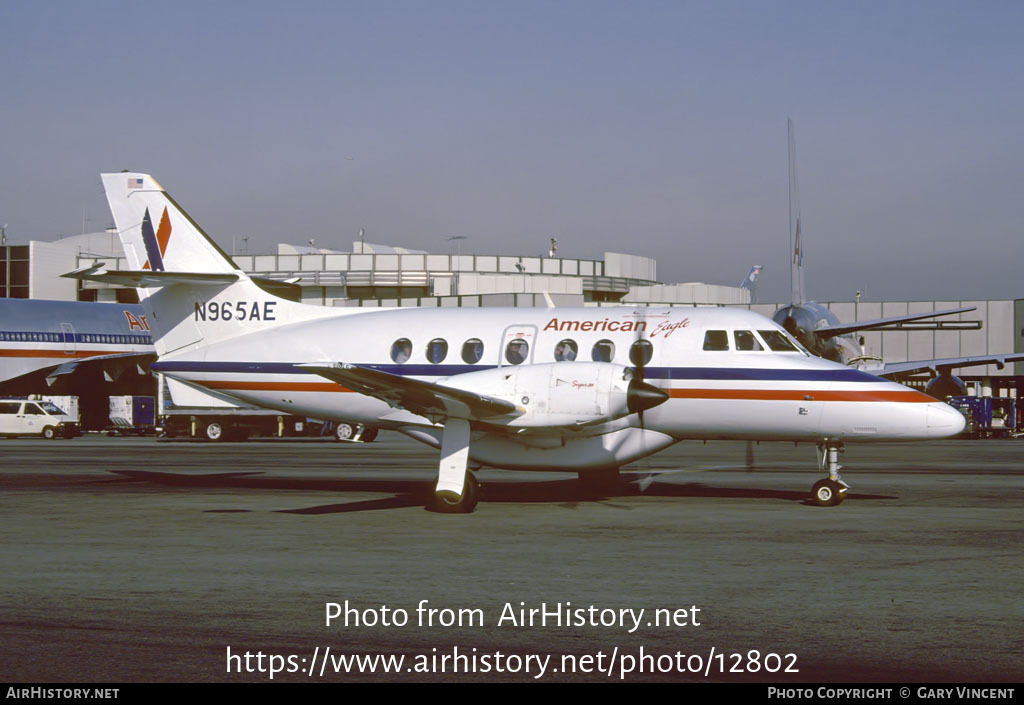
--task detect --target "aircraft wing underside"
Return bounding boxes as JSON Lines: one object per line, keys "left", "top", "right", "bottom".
{"left": 300, "top": 363, "right": 519, "bottom": 423}
{"left": 45, "top": 351, "right": 157, "bottom": 383}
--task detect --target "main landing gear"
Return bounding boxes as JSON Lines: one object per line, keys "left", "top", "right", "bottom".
{"left": 812, "top": 441, "right": 850, "bottom": 507}
{"left": 428, "top": 418, "right": 480, "bottom": 513}
{"left": 430, "top": 471, "right": 480, "bottom": 514}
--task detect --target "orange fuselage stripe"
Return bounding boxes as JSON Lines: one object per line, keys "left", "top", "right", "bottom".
{"left": 199, "top": 379, "right": 932, "bottom": 403}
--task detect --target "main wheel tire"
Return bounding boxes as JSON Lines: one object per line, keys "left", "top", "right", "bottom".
{"left": 429, "top": 473, "right": 480, "bottom": 514}
{"left": 335, "top": 423, "right": 355, "bottom": 441}
{"left": 41, "top": 426, "right": 56, "bottom": 440}
{"left": 360, "top": 426, "right": 378, "bottom": 443}
{"left": 204, "top": 421, "right": 224, "bottom": 441}
{"left": 811, "top": 479, "right": 844, "bottom": 507}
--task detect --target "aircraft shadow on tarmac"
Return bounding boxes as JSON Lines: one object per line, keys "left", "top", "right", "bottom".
{"left": 105, "top": 469, "right": 894, "bottom": 513}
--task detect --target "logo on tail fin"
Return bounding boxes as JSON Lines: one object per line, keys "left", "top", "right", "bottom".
{"left": 140, "top": 207, "right": 172, "bottom": 271}
{"left": 792, "top": 217, "right": 802, "bottom": 266}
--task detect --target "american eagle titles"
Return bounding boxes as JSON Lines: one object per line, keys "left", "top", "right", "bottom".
{"left": 543, "top": 317, "right": 647, "bottom": 333}
{"left": 543, "top": 317, "right": 690, "bottom": 337}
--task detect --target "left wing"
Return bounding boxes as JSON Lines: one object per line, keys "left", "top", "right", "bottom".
{"left": 300, "top": 363, "right": 519, "bottom": 421}
{"left": 45, "top": 351, "right": 157, "bottom": 384}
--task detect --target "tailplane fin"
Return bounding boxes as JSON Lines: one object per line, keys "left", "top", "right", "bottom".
{"left": 101, "top": 173, "right": 239, "bottom": 275}
{"left": 78, "top": 172, "right": 346, "bottom": 357}
{"left": 788, "top": 118, "right": 805, "bottom": 306}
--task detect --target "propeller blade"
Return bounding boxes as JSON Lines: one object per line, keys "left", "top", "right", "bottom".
{"left": 628, "top": 318, "right": 657, "bottom": 427}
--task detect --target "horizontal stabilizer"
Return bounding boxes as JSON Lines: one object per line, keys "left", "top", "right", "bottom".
{"left": 300, "top": 363, "right": 518, "bottom": 421}
{"left": 816, "top": 306, "right": 977, "bottom": 340}
{"left": 63, "top": 266, "right": 239, "bottom": 288}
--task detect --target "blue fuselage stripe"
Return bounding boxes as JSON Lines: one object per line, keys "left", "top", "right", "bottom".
{"left": 150, "top": 360, "right": 883, "bottom": 383}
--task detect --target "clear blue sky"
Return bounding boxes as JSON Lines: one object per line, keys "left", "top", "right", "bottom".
{"left": 1, "top": 0, "right": 1021, "bottom": 303}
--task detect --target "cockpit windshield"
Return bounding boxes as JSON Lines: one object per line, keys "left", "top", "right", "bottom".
{"left": 759, "top": 329, "right": 809, "bottom": 355}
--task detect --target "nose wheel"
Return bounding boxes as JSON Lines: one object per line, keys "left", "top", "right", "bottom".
{"left": 812, "top": 442, "right": 849, "bottom": 507}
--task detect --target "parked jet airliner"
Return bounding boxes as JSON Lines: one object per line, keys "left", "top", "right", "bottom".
{"left": 0, "top": 298, "right": 154, "bottom": 392}
{"left": 66, "top": 173, "right": 966, "bottom": 512}
{"left": 773, "top": 118, "right": 1024, "bottom": 394}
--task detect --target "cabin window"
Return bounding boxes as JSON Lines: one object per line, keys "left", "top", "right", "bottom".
{"left": 591, "top": 339, "right": 615, "bottom": 362}
{"left": 426, "top": 338, "right": 448, "bottom": 364}
{"left": 505, "top": 338, "right": 529, "bottom": 365}
{"left": 703, "top": 330, "right": 730, "bottom": 351}
{"left": 629, "top": 339, "right": 654, "bottom": 366}
{"left": 758, "top": 330, "right": 800, "bottom": 352}
{"left": 554, "top": 339, "right": 578, "bottom": 361}
{"left": 461, "top": 338, "right": 484, "bottom": 364}
{"left": 734, "top": 330, "right": 764, "bottom": 351}
{"left": 390, "top": 338, "right": 413, "bottom": 363}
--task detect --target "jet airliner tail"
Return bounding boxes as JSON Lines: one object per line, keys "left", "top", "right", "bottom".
{"left": 788, "top": 118, "right": 805, "bottom": 306}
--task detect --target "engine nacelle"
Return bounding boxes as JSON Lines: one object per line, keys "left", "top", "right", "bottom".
{"left": 438, "top": 361, "right": 666, "bottom": 428}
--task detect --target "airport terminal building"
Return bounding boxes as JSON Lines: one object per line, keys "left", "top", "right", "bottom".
{"left": 3, "top": 231, "right": 1023, "bottom": 406}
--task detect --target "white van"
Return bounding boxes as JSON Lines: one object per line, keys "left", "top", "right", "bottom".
{"left": 0, "top": 399, "right": 80, "bottom": 439}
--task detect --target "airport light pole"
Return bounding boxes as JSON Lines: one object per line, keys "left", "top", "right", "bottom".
{"left": 446, "top": 236, "right": 468, "bottom": 297}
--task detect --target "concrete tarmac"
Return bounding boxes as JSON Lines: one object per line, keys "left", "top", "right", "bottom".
{"left": 1, "top": 434, "right": 1022, "bottom": 683}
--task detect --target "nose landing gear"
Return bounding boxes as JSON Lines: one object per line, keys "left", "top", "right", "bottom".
{"left": 812, "top": 442, "right": 849, "bottom": 507}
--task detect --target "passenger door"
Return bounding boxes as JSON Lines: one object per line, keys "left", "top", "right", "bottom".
{"left": 499, "top": 325, "right": 537, "bottom": 367}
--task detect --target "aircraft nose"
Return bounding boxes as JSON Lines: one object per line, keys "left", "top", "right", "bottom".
{"left": 926, "top": 402, "right": 967, "bottom": 438}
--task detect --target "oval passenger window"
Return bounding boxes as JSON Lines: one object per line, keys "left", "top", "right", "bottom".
{"left": 391, "top": 338, "right": 413, "bottom": 363}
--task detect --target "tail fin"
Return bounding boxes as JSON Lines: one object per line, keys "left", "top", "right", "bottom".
{"left": 788, "top": 118, "right": 805, "bottom": 305}
{"left": 92, "top": 172, "right": 343, "bottom": 357}
{"left": 101, "top": 173, "right": 238, "bottom": 275}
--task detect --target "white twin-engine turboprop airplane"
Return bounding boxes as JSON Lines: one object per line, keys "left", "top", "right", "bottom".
{"left": 66, "top": 173, "right": 966, "bottom": 512}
